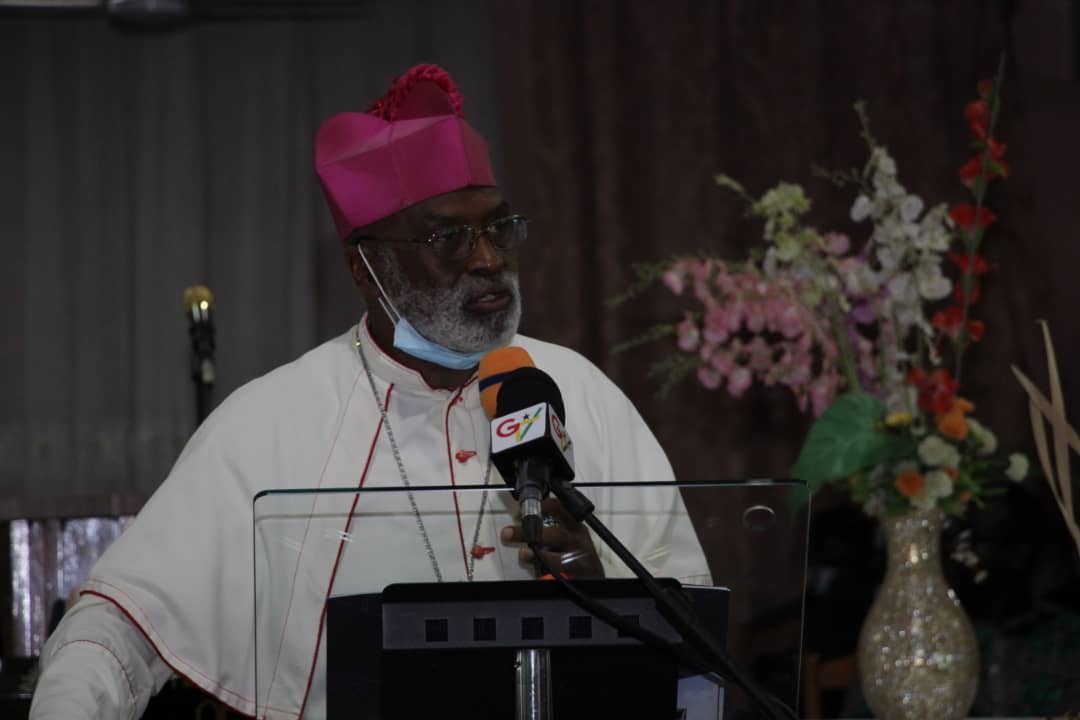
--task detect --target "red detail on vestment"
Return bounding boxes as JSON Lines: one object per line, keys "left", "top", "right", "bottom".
{"left": 298, "top": 382, "right": 393, "bottom": 720}
{"left": 471, "top": 544, "right": 496, "bottom": 559}
{"left": 455, "top": 450, "right": 477, "bottom": 464}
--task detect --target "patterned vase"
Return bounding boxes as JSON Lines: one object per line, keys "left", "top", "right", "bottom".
{"left": 856, "top": 508, "right": 979, "bottom": 719}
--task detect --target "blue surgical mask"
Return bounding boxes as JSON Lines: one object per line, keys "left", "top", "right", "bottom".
{"left": 357, "top": 246, "right": 485, "bottom": 371}
{"left": 392, "top": 315, "right": 486, "bottom": 370}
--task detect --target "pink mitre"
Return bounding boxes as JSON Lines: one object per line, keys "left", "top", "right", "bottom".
{"left": 314, "top": 64, "right": 497, "bottom": 240}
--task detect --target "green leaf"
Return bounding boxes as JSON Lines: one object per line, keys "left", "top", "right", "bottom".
{"left": 791, "top": 392, "right": 915, "bottom": 492}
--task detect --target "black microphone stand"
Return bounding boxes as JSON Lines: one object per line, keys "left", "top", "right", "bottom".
{"left": 185, "top": 292, "right": 216, "bottom": 426}
{"left": 544, "top": 481, "right": 796, "bottom": 720}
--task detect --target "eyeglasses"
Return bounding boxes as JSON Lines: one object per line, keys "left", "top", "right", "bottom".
{"left": 357, "top": 215, "right": 529, "bottom": 262}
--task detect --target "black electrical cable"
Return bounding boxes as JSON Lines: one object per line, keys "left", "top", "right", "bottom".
{"left": 546, "top": 482, "right": 798, "bottom": 720}
{"left": 527, "top": 541, "right": 717, "bottom": 677}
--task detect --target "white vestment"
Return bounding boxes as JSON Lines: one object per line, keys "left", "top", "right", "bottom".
{"left": 31, "top": 320, "right": 709, "bottom": 720}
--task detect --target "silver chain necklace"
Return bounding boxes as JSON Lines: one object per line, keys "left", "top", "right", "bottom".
{"left": 354, "top": 327, "right": 493, "bottom": 582}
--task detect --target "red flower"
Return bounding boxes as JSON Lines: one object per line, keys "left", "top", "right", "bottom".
{"left": 953, "top": 280, "right": 981, "bottom": 305}
{"left": 907, "top": 367, "right": 960, "bottom": 415}
{"left": 947, "top": 251, "right": 991, "bottom": 274}
{"left": 958, "top": 157, "right": 983, "bottom": 188}
{"left": 932, "top": 306, "right": 963, "bottom": 333}
{"left": 949, "top": 204, "right": 997, "bottom": 232}
{"left": 932, "top": 306, "right": 986, "bottom": 344}
{"left": 965, "top": 99, "right": 990, "bottom": 140}
{"left": 958, "top": 140, "right": 1010, "bottom": 189}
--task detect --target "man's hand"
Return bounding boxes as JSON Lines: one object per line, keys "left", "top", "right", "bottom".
{"left": 500, "top": 497, "right": 605, "bottom": 578}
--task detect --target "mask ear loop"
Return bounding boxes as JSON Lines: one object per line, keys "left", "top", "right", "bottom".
{"left": 356, "top": 243, "right": 403, "bottom": 326}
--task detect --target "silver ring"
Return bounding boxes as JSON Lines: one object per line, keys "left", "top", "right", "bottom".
{"left": 542, "top": 514, "right": 559, "bottom": 529}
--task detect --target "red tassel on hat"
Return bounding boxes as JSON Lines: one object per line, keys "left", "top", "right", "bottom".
{"left": 367, "top": 63, "right": 465, "bottom": 121}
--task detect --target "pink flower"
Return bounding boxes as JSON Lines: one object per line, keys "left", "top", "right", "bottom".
{"left": 810, "top": 375, "right": 838, "bottom": 417}
{"left": 702, "top": 307, "right": 732, "bottom": 344}
{"left": 727, "top": 366, "right": 753, "bottom": 397}
{"left": 745, "top": 302, "right": 767, "bottom": 332}
{"left": 676, "top": 316, "right": 700, "bottom": 352}
{"left": 662, "top": 268, "right": 686, "bottom": 295}
{"left": 693, "top": 278, "right": 717, "bottom": 306}
{"left": 697, "top": 366, "right": 722, "bottom": 390}
{"left": 824, "top": 232, "right": 851, "bottom": 256}
{"left": 776, "top": 304, "right": 805, "bottom": 339}
{"left": 709, "top": 350, "right": 736, "bottom": 375}
{"left": 746, "top": 336, "right": 773, "bottom": 371}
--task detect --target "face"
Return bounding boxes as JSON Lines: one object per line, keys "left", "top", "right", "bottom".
{"left": 353, "top": 187, "right": 523, "bottom": 353}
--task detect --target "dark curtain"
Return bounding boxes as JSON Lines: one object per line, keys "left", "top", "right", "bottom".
{"left": 495, "top": 0, "right": 1080, "bottom": 714}
{"left": 0, "top": 1, "right": 502, "bottom": 518}
{"left": 496, "top": 0, "right": 1079, "bottom": 488}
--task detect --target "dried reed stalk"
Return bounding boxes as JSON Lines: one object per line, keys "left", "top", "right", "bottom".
{"left": 1012, "top": 321, "right": 1080, "bottom": 561}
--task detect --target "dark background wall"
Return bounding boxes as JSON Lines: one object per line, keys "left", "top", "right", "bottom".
{"left": 1, "top": 0, "right": 1079, "bottom": 714}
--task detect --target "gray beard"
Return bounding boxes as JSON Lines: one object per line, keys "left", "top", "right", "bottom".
{"left": 369, "top": 250, "right": 522, "bottom": 353}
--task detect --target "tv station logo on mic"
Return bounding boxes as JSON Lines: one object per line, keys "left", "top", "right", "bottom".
{"left": 549, "top": 410, "right": 572, "bottom": 454}
{"left": 492, "top": 402, "right": 547, "bottom": 452}
{"left": 490, "top": 401, "right": 575, "bottom": 474}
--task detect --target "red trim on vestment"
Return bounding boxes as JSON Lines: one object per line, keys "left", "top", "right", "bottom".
{"left": 445, "top": 386, "right": 471, "bottom": 576}
{"left": 264, "top": 368, "right": 369, "bottom": 715}
{"left": 297, "top": 382, "right": 393, "bottom": 720}
{"left": 80, "top": 589, "right": 261, "bottom": 719}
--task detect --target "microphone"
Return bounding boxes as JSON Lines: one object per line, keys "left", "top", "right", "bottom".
{"left": 478, "top": 345, "right": 535, "bottom": 418}
{"left": 183, "top": 285, "right": 215, "bottom": 423}
{"left": 480, "top": 350, "right": 575, "bottom": 546}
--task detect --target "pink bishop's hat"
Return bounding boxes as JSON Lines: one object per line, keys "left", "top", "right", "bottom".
{"left": 314, "top": 64, "right": 497, "bottom": 240}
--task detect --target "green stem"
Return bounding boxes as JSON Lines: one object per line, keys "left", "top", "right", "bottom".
{"left": 955, "top": 54, "right": 1006, "bottom": 383}
{"left": 830, "top": 301, "right": 862, "bottom": 393}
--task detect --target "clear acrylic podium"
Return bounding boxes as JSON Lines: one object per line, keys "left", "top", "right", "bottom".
{"left": 253, "top": 480, "right": 809, "bottom": 719}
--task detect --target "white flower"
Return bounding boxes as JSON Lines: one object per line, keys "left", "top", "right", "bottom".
{"left": 925, "top": 469, "right": 954, "bottom": 498}
{"left": 910, "top": 491, "right": 938, "bottom": 511}
{"left": 872, "top": 147, "right": 897, "bottom": 176}
{"left": 887, "top": 273, "right": 920, "bottom": 306}
{"left": 918, "top": 435, "right": 960, "bottom": 469}
{"left": 917, "top": 204, "right": 952, "bottom": 251}
{"left": 966, "top": 418, "right": 998, "bottom": 456}
{"left": 1006, "top": 453, "right": 1029, "bottom": 482}
{"left": 915, "top": 263, "right": 952, "bottom": 301}
{"left": 851, "top": 195, "right": 873, "bottom": 223}
{"left": 876, "top": 245, "right": 899, "bottom": 272}
{"left": 886, "top": 386, "right": 918, "bottom": 417}
{"left": 863, "top": 492, "right": 887, "bottom": 517}
{"left": 774, "top": 234, "right": 802, "bottom": 262}
{"left": 900, "top": 195, "right": 925, "bottom": 223}
{"left": 909, "top": 469, "right": 954, "bottom": 512}
{"left": 762, "top": 247, "right": 778, "bottom": 277}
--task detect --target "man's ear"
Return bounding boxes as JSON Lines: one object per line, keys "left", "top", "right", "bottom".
{"left": 344, "top": 242, "right": 375, "bottom": 290}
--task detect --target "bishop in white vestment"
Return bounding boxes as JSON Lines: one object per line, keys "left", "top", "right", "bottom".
{"left": 30, "top": 63, "right": 711, "bottom": 720}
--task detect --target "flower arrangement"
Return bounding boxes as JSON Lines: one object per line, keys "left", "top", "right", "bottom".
{"left": 613, "top": 68, "right": 1027, "bottom": 519}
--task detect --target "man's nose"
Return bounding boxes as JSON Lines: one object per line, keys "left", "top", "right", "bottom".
{"left": 465, "top": 233, "right": 505, "bottom": 274}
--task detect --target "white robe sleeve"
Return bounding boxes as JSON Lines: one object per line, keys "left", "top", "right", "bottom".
{"left": 30, "top": 594, "right": 175, "bottom": 720}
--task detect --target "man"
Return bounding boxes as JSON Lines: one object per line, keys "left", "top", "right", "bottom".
{"left": 30, "top": 64, "right": 708, "bottom": 720}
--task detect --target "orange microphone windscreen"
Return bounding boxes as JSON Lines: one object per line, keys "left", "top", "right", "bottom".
{"left": 478, "top": 346, "right": 535, "bottom": 419}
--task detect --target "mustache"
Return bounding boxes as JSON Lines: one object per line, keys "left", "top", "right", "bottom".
{"left": 456, "top": 272, "right": 519, "bottom": 302}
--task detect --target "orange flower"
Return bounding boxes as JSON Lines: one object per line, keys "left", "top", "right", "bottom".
{"left": 895, "top": 469, "right": 927, "bottom": 498}
{"left": 945, "top": 468, "right": 959, "bottom": 480}
{"left": 937, "top": 397, "right": 975, "bottom": 440}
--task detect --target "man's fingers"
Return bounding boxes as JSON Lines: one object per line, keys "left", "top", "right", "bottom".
{"left": 540, "top": 497, "right": 580, "bottom": 527}
{"left": 517, "top": 546, "right": 599, "bottom": 575}
{"left": 501, "top": 524, "right": 573, "bottom": 549}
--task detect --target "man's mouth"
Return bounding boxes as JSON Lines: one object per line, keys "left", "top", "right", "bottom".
{"left": 463, "top": 289, "right": 512, "bottom": 314}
